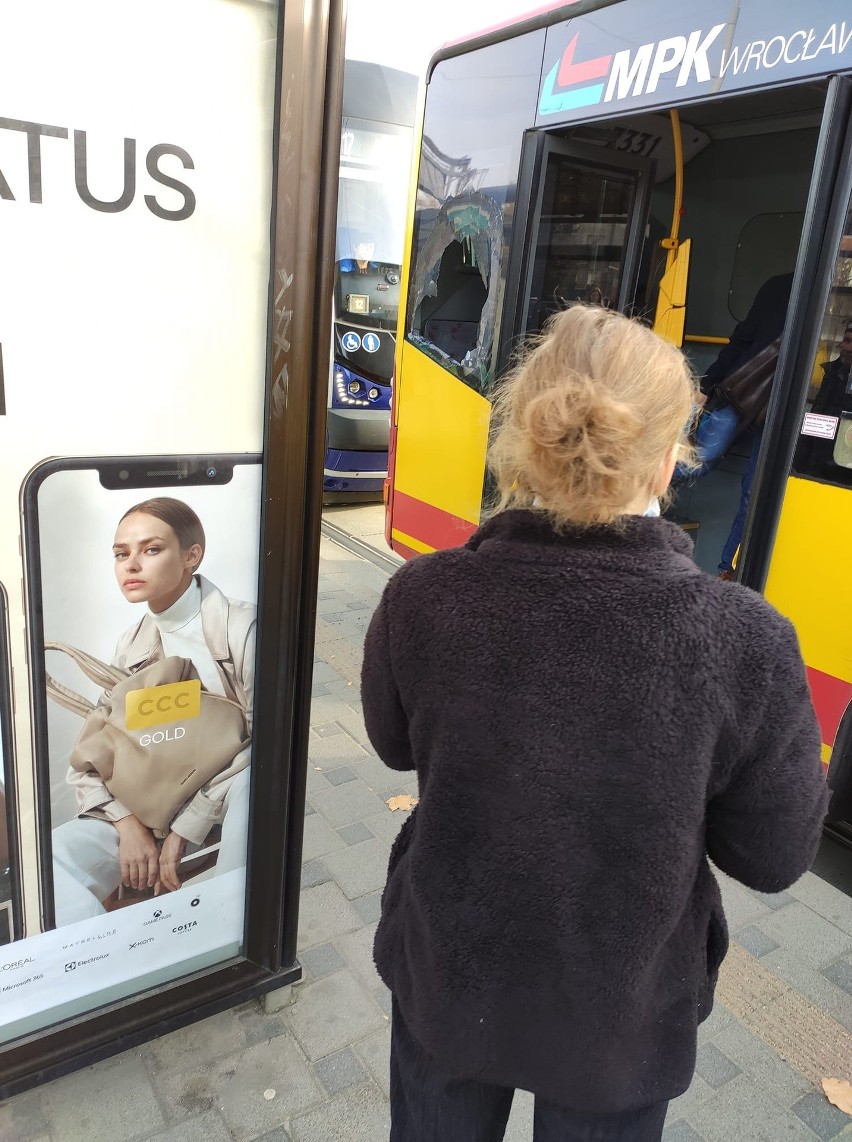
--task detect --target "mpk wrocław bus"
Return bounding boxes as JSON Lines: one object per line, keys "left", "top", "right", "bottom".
{"left": 385, "top": 0, "right": 852, "bottom": 844}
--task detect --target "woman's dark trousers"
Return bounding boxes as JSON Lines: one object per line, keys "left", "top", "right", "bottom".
{"left": 390, "top": 1001, "right": 670, "bottom": 1142}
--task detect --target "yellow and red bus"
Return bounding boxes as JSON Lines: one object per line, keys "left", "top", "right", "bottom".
{"left": 385, "top": 0, "right": 852, "bottom": 841}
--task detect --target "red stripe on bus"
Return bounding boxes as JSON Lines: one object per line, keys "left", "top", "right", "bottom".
{"left": 391, "top": 538, "right": 420, "bottom": 561}
{"left": 806, "top": 665, "right": 852, "bottom": 748}
{"left": 393, "top": 490, "right": 478, "bottom": 551}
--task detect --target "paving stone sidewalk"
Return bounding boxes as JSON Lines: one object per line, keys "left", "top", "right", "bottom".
{"left": 2, "top": 523, "right": 852, "bottom": 1142}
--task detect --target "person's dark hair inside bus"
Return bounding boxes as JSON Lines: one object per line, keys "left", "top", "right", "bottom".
{"left": 681, "top": 271, "right": 793, "bottom": 578}
{"left": 362, "top": 304, "right": 827, "bottom": 1142}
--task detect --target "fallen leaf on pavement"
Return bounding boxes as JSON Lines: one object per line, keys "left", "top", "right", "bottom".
{"left": 822, "top": 1078, "right": 852, "bottom": 1115}
{"left": 386, "top": 794, "right": 418, "bottom": 812}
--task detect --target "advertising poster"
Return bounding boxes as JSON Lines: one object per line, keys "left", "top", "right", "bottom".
{"left": 0, "top": 0, "right": 280, "bottom": 1042}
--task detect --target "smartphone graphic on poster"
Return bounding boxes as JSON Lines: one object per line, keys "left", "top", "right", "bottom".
{"left": 0, "top": 583, "right": 22, "bottom": 945}
{"left": 22, "top": 455, "right": 262, "bottom": 932}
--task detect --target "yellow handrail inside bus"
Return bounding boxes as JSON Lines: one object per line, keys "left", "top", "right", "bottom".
{"left": 684, "top": 335, "right": 731, "bottom": 345}
{"left": 652, "top": 110, "right": 690, "bottom": 347}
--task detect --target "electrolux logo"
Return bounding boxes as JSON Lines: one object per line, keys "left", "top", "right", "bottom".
{"left": 538, "top": 19, "right": 852, "bottom": 116}
{"left": 64, "top": 953, "right": 109, "bottom": 972}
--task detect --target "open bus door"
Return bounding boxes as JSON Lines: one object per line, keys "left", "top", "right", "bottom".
{"left": 510, "top": 135, "right": 655, "bottom": 341}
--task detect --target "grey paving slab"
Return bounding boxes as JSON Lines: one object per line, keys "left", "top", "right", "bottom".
{"left": 338, "top": 821, "right": 373, "bottom": 845}
{"left": 300, "top": 812, "right": 347, "bottom": 862}
{"left": 153, "top": 1035, "right": 320, "bottom": 1141}
{"left": 756, "top": 902, "right": 852, "bottom": 968}
{"left": 663, "top": 1122, "right": 705, "bottom": 1142}
{"left": 300, "top": 859, "right": 332, "bottom": 890}
{"left": 349, "top": 752, "right": 402, "bottom": 792}
{"left": 696, "top": 1001, "right": 736, "bottom": 1040}
{"left": 360, "top": 807, "right": 408, "bottom": 845}
{"left": 503, "top": 1089, "right": 535, "bottom": 1141}
{"left": 714, "top": 870, "right": 774, "bottom": 932}
{"left": 735, "top": 925, "right": 781, "bottom": 959}
{"left": 666, "top": 1075, "right": 717, "bottom": 1124}
{"left": 789, "top": 872, "right": 852, "bottom": 938}
{"left": 250, "top": 1130, "right": 292, "bottom": 1142}
{"left": 297, "top": 881, "right": 364, "bottom": 950}
{"left": 822, "top": 958, "right": 852, "bottom": 997}
{"left": 145, "top": 1109, "right": 235, "bottom": 1142}
{"left": 324, "top": 765, "right": 358, "bottom": 787}
{"left": 334, "top": 922, "right": 382, "bottom": 990}
{"left": 288, "top": 969, "right": 386, "bottom": 1061}
{"left": 710, "top": 1019, "right": 812, "bottom": 1109}
{"left": 306, "top": 730, "right": 368, "bottom": 765}
{"left": 299, "top": 941, "right": 347, "bottom": 980}
{"left": 313, "top": 1048, "right": 367, "bottom": 1096}
{"left": 761, "top": 947, "right": 852, "bottom": 1032}
{"left": 309, "top": 779, "right": 388, "bottom": 828}
{"left": 303, "top": 764, "right": 332, "bottom": 795}
{"left": 694, "top": 1042, "right": 741, "bottom": 1089}
{"left": 0, "top": 1091, "right": 50, "bottom": 1142}
{"left": 792, "top": 1092, "right": 852, "bottom": 1140}
{"left": 373, "top": 983, "right": 393, "bottom": 1017}
{"left": 143, "top": 1007, "right": 246, "bottom": 1074}
{"left": 238, "top": 1010, "right": 290, "bottom": 1049}
{"left": 290, "top": 1080, "right": 390, "bottom": 1142}
{"left": 353, "top": 890, "right": 383, "bottom": 925}
{"left": 751, "top": 889, "right": 796, "bottom": 910}
{"left": 686, "top": 1073, "right": 822, "bottom": 1141}
{"left": 40, "top": 1055, "right": 166, "bottom": 1142}
{"left": 354, "top": 1026, "right": 391, "bottom": 1099}
{"left": 322, "top": 837, "right": 392, "bottom": 900}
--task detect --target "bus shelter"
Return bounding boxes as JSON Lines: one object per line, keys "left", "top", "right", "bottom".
{"left": 0, "top": 0, "right": 343, "bottom": 1095}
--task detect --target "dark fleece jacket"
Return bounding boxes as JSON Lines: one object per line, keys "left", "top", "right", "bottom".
{"left": 362, "top": 510, "right": 828, "bottom": 1113}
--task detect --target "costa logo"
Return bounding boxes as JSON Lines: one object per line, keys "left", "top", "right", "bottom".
{"left": 125, "top": 679, "right": 201, "bottom": 731}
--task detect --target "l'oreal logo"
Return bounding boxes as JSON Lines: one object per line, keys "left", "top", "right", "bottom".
{"left": 125, "top": 679, "right": 201, "bottom": 731}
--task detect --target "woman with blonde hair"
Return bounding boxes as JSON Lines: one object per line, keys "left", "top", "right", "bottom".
{"left": 362, "top": 305, "right": 827, "bottom": 1141}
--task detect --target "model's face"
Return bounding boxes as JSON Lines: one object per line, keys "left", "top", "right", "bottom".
{"left": 354, "top": 241, "right": 374, "bottom": 261}
{"left": 113, "top": 512, "right": 201, "bottom": 613}
{"left": 840, "top": 329, "right": 852, "bottom": 368}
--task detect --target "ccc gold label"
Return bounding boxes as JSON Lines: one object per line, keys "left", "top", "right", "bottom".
{"left": 125, "top": 679, "right": 201, "bottom": 731}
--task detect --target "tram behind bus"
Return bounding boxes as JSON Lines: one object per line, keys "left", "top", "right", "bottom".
{"left": 385, "top": 0, "right": 852, "bottom": 843}
{"left": 325, "top": 59, "right": 417, "bottom": 499}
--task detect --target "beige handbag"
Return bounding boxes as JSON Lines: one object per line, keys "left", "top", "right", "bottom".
{"left": 45, "top": 642, "right": 249, "bottom": 833}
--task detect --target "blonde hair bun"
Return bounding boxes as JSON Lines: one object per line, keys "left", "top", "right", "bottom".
{"left": 488, "top": 305, "right": 698, "bottom": 527}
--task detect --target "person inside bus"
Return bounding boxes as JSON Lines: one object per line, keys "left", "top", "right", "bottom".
{"left": 362, "top": 304, "right": 827, "bottom": 1142}
{"left": 338, "top": 231, "right": 378, "bottom": 275}
{"left": 797, "top": 322, "right": 852, "bottom": 475}
{"left": 684, "top": 271, "right": 793, "bottom": 578}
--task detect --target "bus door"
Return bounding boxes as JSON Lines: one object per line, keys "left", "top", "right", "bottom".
{"left": 511, "top": 135, "right": 654, "bottom": 342}
{"left": 747, "top": 78, "right": 852, "bottom": 840}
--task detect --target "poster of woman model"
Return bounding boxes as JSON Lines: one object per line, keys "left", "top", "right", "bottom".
{"left": 25, "top": 455, "right": 261, "bottom": 931}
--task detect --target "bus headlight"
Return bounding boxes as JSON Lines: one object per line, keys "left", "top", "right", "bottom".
{"left": 333, "top": 368, "right": 369, "bottom": 407}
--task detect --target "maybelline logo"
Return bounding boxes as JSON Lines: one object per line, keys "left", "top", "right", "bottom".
{"left": 0, "top": 118, "right": 195, "bottom": 220}
{"left": 61, "top": 928, "right": 116, "bottom": 951}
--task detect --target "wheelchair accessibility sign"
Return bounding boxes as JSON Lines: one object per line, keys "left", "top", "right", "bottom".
{"left": 342, "top": 331, "right": 361, "bottom": 352}
{"left": 362, "top": 332, "right": 381, "bottom": 353}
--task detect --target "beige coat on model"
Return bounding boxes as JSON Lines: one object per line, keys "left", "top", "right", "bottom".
{"left": 67, "top": 575, "right": 256, "bottom": 844}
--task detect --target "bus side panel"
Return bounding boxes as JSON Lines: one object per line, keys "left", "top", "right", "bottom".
{"left": 764, "top": 476, "right": 852, "bottom": 760}
{"left": 390, "top": 342, "right": 490, "bottom": 554}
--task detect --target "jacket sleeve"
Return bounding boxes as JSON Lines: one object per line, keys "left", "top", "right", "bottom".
{"left": 170, "top": 613, "right": 256, "bottom": 845}
{"left": 361, "top": 583, "right": 414, "bottom": 772}
{"left": 705, "top": 617, "right": 828, "bottom": 892}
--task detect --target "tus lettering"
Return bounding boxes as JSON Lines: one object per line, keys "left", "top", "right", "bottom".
{"left": 0, "top": 117, "right": 196, "bottom": 220}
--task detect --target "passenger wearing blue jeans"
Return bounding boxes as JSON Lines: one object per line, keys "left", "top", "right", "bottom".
{"left": 688, "top": 272, "right": 792, "bottom": 577}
